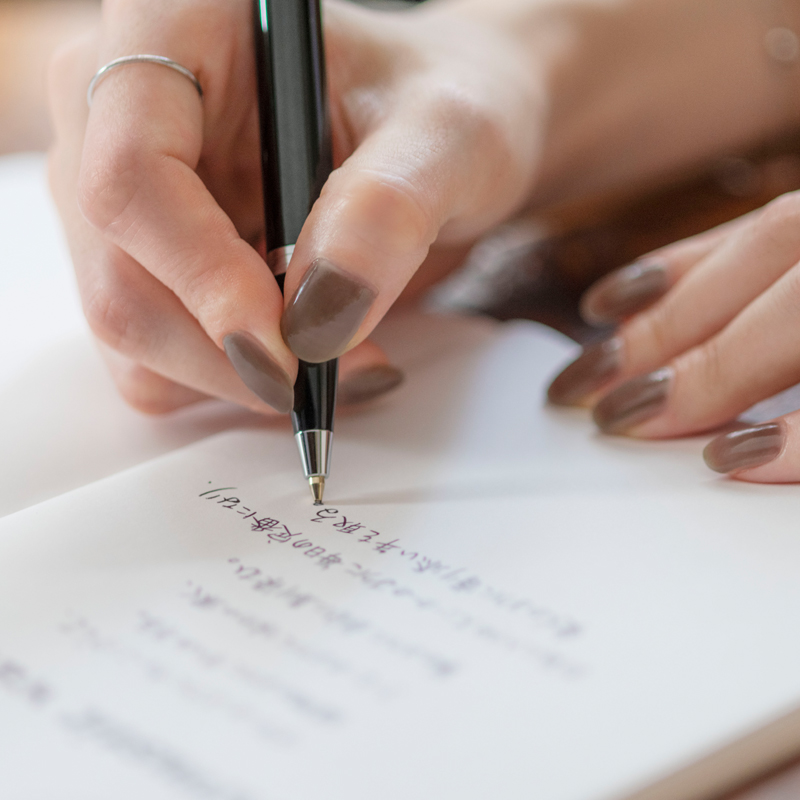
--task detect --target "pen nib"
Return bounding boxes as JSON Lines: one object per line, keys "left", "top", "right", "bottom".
{"left": 309, "top": 476, "right": 325, "bottom": 506}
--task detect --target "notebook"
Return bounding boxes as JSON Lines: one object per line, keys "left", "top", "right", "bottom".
{"left": 4, "top": 301, "right": 800, "bottom": 800}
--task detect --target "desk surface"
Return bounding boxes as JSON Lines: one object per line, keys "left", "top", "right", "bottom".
{"left": 2, "top": 153, "right": 800, "bottom": 800}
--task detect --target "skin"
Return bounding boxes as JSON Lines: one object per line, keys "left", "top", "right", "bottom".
{"left": 48, "top": 0, "right": 800, "bottom": 481}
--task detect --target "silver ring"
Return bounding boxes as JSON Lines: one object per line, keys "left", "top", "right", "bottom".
{"left": 87, "top": 55, "right": 203, "bottom": 107}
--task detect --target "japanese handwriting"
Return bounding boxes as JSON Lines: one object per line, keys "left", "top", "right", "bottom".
{"left": 200, "top": 484, "right": 584, "bottom": 643}
{"left": 0, "top": 656, "right": 53, "bottom": 706}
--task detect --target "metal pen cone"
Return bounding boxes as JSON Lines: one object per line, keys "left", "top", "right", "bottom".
{"left": 309, "top": 476, "right": 325, "bottom": 505}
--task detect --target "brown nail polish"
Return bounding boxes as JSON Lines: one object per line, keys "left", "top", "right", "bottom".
{"left": 593, "top": 367, "right": 672, "bottom": 434}
{"left": 281, "top": 259, "right": 377, "bottom": 363}
{"left": 547, "top": 338, "right": 622, "bottom": 406}
{"left": 224, "top": 332, "right": 294, "bottom": 414}
{"left": 703, "top": 422, "right": 785, "bottom": 474}
{"left": 581, "top": 260, "right": 667, "bottom": 325}
{"left": 339, "top": 365, "right": 405, "bottom": 406}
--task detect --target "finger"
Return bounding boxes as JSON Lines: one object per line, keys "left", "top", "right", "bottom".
{"left": 592, "top": 259, "right": 800, "bottom": 438}
{"left": 279, "top": 107, "right": 533, "bottom": 364}
{"left": 80, "top": 240, "right": 293, "bottom": 414}
{"left": 621, "top": 195, "right": 800, "bottom": 376}
{"left": 703, "top": 416, "right": 799, "bottom": 483}
{"left": 76, "top": 1, "right": 295, "bottom": 390}
{"left": 97, "top": 342, "right": 211, "bottom": 415}
{"left": 49, "top": 34, "right": 291, "bottom": 415}
{"left": 580, "top": 212, "right": 754, "bottom": 325}
{"left": 337, "top": 338, "right": 404, "bottom": 407}
{"left": 279, "top": 5, "right": 540, "bottom": 363}
{"left": 97, "top": 335, "right": 404, "bottom": 413}
{"left": 549, "top": 196, "right": 800, "bottom": 406}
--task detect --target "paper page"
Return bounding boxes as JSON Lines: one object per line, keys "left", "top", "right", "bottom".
{"left": 0, "top": 154, "right": 85, "bottom": 386}
{"left": 3, "top": 312, "right": 800, "bottom": 800}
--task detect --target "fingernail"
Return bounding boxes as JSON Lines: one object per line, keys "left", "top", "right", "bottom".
{"left": 581, "top": 260, "right": 667, "bottom": 325}
{"left": 593, "top": 367, "right": 672, "bottom": 434}
{"left": 547, "top": 338, "right": 622, "bottom": 406}
{"left": 281, "top": 258, "right": 377, "bottom": 363}
{"left": 339, "top": 365, "right": 405, "bottom": 405}
{"left": 224, "top": 332, "right": 294, "bottom": 414}
{"left": 703, "top": 422, "right": 785, "bottom": 473}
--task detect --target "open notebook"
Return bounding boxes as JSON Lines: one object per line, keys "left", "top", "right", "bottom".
{"left": 3, "top": 307, "right": 800, "bottom": 800}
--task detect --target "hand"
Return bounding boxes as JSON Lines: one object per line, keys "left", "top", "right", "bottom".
{"left": 547, "top": 193, "right": 800, "bottom": 483}
{"left": 48, "top": 0, "right": 543, "bottom": 415}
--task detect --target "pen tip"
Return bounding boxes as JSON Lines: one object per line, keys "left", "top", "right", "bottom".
{"left": 309, "top": 476, "right": 325, "bottom": 506}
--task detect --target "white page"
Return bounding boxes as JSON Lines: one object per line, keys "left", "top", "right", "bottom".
{"left": 0, "top": 154, "right": 84, "bottom": 386}
{"left": 2, "top": 312, "right": 800, "bottom": 800}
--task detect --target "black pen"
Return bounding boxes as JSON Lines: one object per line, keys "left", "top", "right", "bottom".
{"left": 253, "top": 0, "right": 336, "bottom": 505}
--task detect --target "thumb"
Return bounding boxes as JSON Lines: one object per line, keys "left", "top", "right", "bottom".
{"left": 280, "top": 90, "right": 535, "bottom": 363}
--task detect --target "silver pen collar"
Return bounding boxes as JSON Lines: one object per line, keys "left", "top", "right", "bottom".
{"left": 295, "top": 430, "right": 333, "bottom": 478}
{"left": 267, "top": 244, "right": 295, "bottom": 276}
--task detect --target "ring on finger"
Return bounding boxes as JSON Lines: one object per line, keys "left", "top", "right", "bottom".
{"left": 87, "top": 55, "right": 203, "bottom": 107}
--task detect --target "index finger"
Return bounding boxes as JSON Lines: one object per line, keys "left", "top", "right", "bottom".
{"left": 77, "top": 0, "right": 294, "bottom": 377}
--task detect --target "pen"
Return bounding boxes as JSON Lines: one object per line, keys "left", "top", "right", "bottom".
{"left": 253, "top": 0, "right": 336, "bottom": 505}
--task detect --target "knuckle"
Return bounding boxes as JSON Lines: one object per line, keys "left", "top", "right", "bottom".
{"left": 112, "top": 363, "right": 181, "bottom": 415}
{"left": 674, "top": 340, "right": 726, "bottom": 427}
{"left": 83, "top": 286, "right": 135, "bottom": 352}
{"left": 364, "top": 173, "right": 436, "bottom": 252}
{"left": 167, "top": 231, "right": 246, "bottom": 324}
{"left": 757, "top": 192, "right": 800, "bottom": 233}
{"left": 434, "top": 84, "right": 513, "bottom": 167}
{"left": 81, "top": 269, "right": 152, "bottom": 359}
{"left": 175, "top": 263, "right": 228, "bottom": 323}
{"left": 431, "top": 84, "right": 496, "bottom": 145}
{"left": 325, "top": 166, "right": 438, "bottom": 260}
{"left": 424, "top": 83, "right": 524, "bottom": 216}
{"left": 76, "top": 140, "right": 144, "bottom": 234}
{"left": 688, "top": 338, "right": 725, "bottom": 393}
{"left": 626, "top": 302, "right": 678, "bottom": 369}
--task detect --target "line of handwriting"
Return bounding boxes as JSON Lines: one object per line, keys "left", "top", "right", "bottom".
{"left": 199, "top": 486, "right": 583, "bottom": 641}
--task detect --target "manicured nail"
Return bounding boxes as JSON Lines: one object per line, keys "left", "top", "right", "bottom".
{"left": 581, "top": 260, "right": 667, "bottom": 325}
{"left": 281, "top": 258, "right": 377, "bottom": 363}
{"left": 547, "top": 338, "right": 622, "bottom": 406}
{"left": 703, "top": 422, "right": 785, "bottom": 473}
{"left": 339, "top": 365, "right": 405, "bottom": 406}
{"left": 593, "top": 367, "right": 672, "bottom": 434}
{"left": 224, "top": 331, "right": 294, "bottom": 414}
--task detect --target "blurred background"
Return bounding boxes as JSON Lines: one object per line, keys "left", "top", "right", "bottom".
{"left": 0, "top": 0, "right": 99, "bottom": 154}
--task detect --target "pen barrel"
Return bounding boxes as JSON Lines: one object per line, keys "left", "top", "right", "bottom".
{"left": 254, "top": 0, "right": 332, "bottom": 252}
{"left": 254, "top": 0, "right": 339, "bottom": 470}
{"left": 272, "top": 272, "right": 337, "bottom": 435}
{"left": 291, "top": 358, "right": 338, "bottom": 434}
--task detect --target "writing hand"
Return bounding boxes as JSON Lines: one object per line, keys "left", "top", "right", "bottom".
{"left": 48, "top": 0, "right": 542, "bottom": 415}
